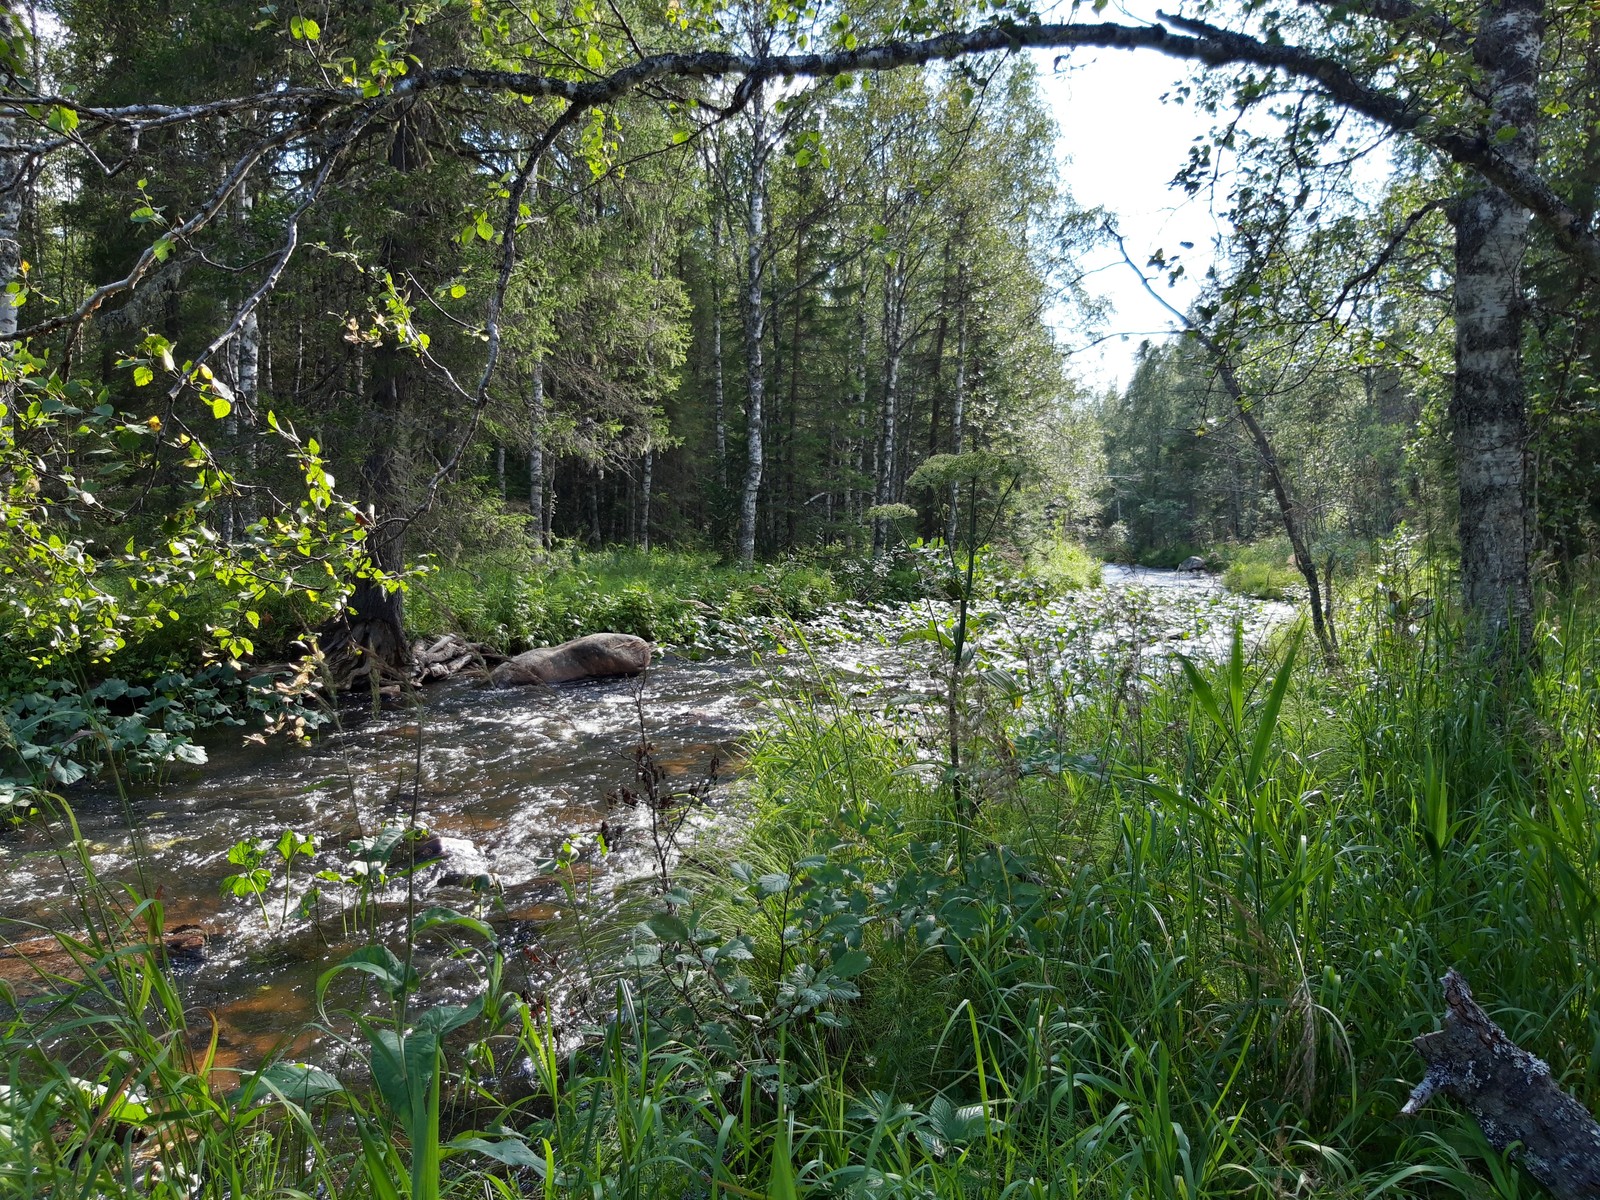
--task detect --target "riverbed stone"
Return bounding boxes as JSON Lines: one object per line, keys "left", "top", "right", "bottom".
{"left": 488, "top": 632, "right": 652, "bottom": 687}
{"left": 1177, "top": 556, "right": 1208, "bottom": 573}
{"left": 412, "top": 833, "right": 494, "bottom": 889}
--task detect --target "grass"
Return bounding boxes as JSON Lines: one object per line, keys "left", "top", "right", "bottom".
{"left": 7, "top": 550, "right": 1590, "bottom": 1198}
{"left": 403, "top": 539, "right": 1102, "bottom": 652}
{"left": 1220, "top": 536, "right": 1303, "bottom": 599}
{"left": 1024, "top": 536, "right": 1104, "bottom": 592}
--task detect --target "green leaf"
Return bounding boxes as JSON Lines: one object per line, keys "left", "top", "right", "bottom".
{"left": 133, "top": 365, "right": 154, "bottom": 387}
{"left": 1176, "top": 654, "right": 1228, "bottom": 738}
{"left": 412, "top": 906, "right": 495, "bottom": 941}
{"left": 1245, "top": 629, "right": 1302, "bottom": 792}
{"left": 414, "top": 996, "right": 484, "bottom": 1038}
{"left": 831, "top": 949, "right": 871, "bottom": 978}
{"left": 320, "top": 944, "right": 418, "bottom": 1002}
{"left": 253, "top": 1061, "right": 344, "bottom": 1106}
{"left": 645, "top": 912, "right": 690, "bottom": 943}
{"left": 47, "top": 105, "right": 79, "bottom": 135}
{"left": 447, "top": 1136, "right": 542, "bottom": 1169}
{"left": 210, "top": 397, "right": 232, "bottom": 419}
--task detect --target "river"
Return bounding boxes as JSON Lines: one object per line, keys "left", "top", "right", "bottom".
{"left": 0, "top": 566, "right": 1290, "bottom": 1066}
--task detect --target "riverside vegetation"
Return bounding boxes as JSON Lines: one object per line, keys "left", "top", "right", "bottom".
{"left": 5, "top": 535, "right": 1600, "bottom": 1198}
{"left": 7, "top": 0, "right": 1600, "bottom": 1192}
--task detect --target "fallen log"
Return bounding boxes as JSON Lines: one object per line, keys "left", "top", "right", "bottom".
{"left": 1402, "top": 970, "right": 1600, "bottom": 1198}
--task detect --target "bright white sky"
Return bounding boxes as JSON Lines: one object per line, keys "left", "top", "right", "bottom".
{"left": 1031, "top": 27, "right": 1230, "bottom": 394}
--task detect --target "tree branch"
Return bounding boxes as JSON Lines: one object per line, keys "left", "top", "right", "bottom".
{"left": 1403, "top": 971, "right": 1600, "bottom": 1200}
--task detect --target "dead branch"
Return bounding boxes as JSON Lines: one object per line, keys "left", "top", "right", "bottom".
{"left": 1403, "top": 970, "right": 1600, "bottom": 1200}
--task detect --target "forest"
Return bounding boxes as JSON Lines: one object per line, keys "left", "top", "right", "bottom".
{"left": 3, "top": 0, "right": 1600, "bottom": 1195}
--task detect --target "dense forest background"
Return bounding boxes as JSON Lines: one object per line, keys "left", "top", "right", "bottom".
{"left": 10, "top": 0, "right": 1600, "bottom": 669}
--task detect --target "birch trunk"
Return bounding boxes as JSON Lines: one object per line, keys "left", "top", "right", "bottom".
{"left": 945, "top": 279, "right": 968, "bottom": 547}
{"left": 528, "top": 357, "right": 545, "bottom": 550}
{"left": 1451, "top": 0, "right": 1541, "bottom": 649}
{"left": 736, "top": 78, "right": 769, "bottom": 568}
{"left": 711, "top": 204, "right": 726, "bottom": 468}
{"left": 231, "top": 185, "right": 260, "bottom": 536}
{"left": 871, "top": 258, "right": 906, "bottom": 559}
{"left": 0, "top": 108, "right": 21, "bottom": 345}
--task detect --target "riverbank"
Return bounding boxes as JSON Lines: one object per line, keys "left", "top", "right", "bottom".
{"left": 0, "top": 540, "right": 1101, "bottom": 797}
{"left": 9, "top": 565, "right": 1591, "bottom": 1197}
{"left": 0, "top": 564, "right": 1248, "bottom": 1053}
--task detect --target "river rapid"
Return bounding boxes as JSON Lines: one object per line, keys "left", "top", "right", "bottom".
{"left": 0, "top": 566, "right": 1290, "bottom": 1066}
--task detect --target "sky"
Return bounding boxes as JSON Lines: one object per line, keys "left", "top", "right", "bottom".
{"left": 1031, "top": 29, "right": 1231, "bottom": 395}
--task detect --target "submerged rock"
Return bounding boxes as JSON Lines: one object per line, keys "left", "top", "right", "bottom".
{"left": 488, "top": 632, "right": 652, "bottom": 687}
{"left": 412, "top": 833, "right": 494, "bottom": 889}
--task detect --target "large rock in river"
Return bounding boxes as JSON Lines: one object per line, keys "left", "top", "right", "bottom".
{"left": 1177, "top": 555, "right": 1209, "bottom": 573}
{"left": 489, "top": 632, "right": 651, "bottom": 687}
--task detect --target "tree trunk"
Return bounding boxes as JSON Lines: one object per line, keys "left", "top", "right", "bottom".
{"left": 528, "top": 356, "right": 545, "bottom": 550}
{"left": 711, "top": 204, "right": 726, "bottom": 470}
{"left": 849, "top": 296, "right": 869, "bottom": 529}
{"left": 736, "top": 79, "right": 769, "bottom": 568}
{"left": 0, "top": 108, "right": 22, "bottom": 344}
{"left": 1402, "top": 970, "right": 1600, "bottom": 1198}
{"left": 589, "top": 467, "right": 603, "bottom": 545}
{"left": 1226, "top": 363, "right": 1339, "bottom": 660}
{"left": 1450, "top": 0, "right": 1540, "bottom": 649}
{"left": 871, "top": 258, "right": 906, "bottom": 558}
{"left": 229, "top": 184, "right": 261, "bottom": 538}
{"left": 946, "top": 274, "right": 968, "bottom": 547}
{"left": 325, "top": 369, "right": 410, "bottom": 694}
{"left": 639, "top": 448, "right": 653, "bottom": 552}
{"left": 321, "top": 110, "right": 423, "bottom": 687}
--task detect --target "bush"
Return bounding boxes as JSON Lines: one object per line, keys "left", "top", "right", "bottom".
{"left": 405, "top": 546, "right": 854, "bottom": 651}
{"left": 1024, "top": 536, "right": 1103, "bottom": 591}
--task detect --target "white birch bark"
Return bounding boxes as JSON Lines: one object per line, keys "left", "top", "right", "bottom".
{"left": 528, "top": 356, "right": 545, "bottom": 550}
{"left": 945, "top": 276, "right": 968, "bottom": 547}
{"left": 871, "top": 257, "right": 906, "bottom": 558}
{"left": 736, "top": 78, "right": 769, "bottom": 567}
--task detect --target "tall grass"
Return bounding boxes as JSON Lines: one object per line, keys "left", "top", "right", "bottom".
{"left": 4, "top": 569, "right": 1597, "bottom": 1198}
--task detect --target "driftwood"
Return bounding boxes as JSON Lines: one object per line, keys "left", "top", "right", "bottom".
{"left": 1403, "top": 970, "right": 1600, "bottom": 1198}
{"left": 409, "top": 633, "right": 501, "bottom": 684}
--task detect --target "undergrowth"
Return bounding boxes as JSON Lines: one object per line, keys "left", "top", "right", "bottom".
{"left": 6, "top": 551, "right": 1584, "bottom": 1198}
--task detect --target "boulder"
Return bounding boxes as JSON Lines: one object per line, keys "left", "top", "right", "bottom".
{"left": 412, "top": 833, "right": 494, "bottom": 890}
{"left": 488, "top": 632, "right": 652, "bottom": 687}
{"left": 1177, "top": 556, "right": 1209, "bottom": 573}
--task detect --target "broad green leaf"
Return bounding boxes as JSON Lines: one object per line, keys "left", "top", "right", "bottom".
{"left": 1176, "top": 654, "right": 1228, "bottom": 738}
{"left": 253, "top": 1061, "right": 344, "bottom": 1106}
{"left": 448, "top": 1136, "right": 541, "bottom": 1168}
{"left": 1245, "top": 628, "right": 1302, "bottom": 792}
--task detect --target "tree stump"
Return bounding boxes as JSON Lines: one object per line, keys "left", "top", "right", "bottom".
{"left": 1402, "top": 970, "right": 1600, "bottom": 1198}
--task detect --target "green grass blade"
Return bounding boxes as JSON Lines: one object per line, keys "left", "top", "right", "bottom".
{"left": 1245, "top": 629, "right": 1302, "bottom": 792}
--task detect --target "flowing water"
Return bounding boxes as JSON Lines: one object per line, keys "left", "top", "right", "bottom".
{"left": 0, "top": 566, "right": 1290, "bottom": 1066}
